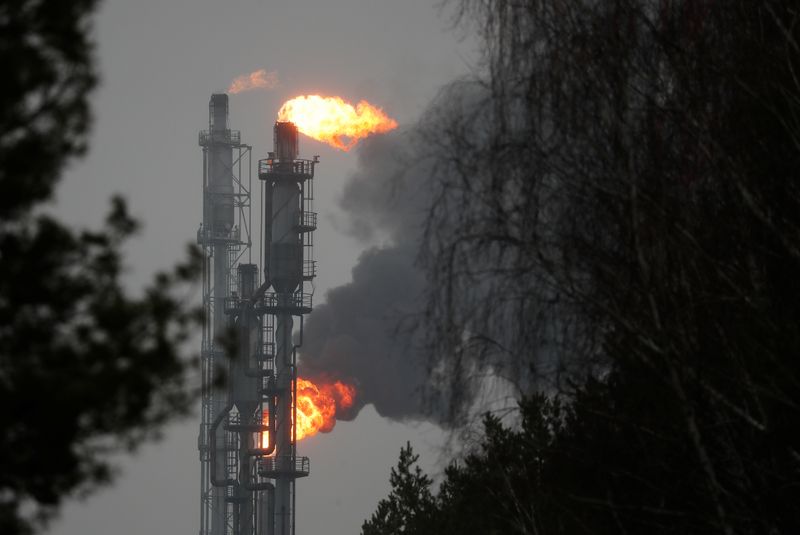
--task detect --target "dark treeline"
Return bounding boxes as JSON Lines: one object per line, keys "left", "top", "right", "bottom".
{"left": 364, "top": 1, "right": 800, "bottom": 534}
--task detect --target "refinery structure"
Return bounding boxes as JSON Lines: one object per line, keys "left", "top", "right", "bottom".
{"left": 197, "top": 93, "right": 318, "bottom": 535}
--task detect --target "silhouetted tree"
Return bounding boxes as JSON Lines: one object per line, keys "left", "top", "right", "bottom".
{"left": 370, "top": 378, "right": 800, "bottom": 534}
{"left": 361, "top": 443, "right": 438, "bottom": 535}
{"left": 389, "top": 0, "right": 800, "bottom": 532}
{"left": 0, "top": 2, "right": 200, "bottom": 533}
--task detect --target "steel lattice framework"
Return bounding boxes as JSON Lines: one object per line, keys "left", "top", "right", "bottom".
{"left": 197, "top": 94, "right": 317, "bottom": 535}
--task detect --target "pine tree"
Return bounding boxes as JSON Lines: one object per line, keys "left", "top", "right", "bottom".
{"left": 361, "top": 443, "right": 438, "bottom": 535}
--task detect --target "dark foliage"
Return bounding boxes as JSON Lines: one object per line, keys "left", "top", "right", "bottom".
{"left": 366, "top": 381, "right": 800, "bottom": 534}
{"left": 0, "top": 1, "right": 200, "bottom": 533}
{"left": 361, "top": 443, "right": 438, "bottom": 535}
{"left": 366, "top": 0, "right": 800, "bottom": 533}
{"left": 0, "top": 0, "right": 99, "bottom": 221}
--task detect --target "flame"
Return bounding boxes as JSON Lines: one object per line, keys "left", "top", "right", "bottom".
{"left": 295, "top": 377, "right": 355, "bottom": 440}
{"left": 277, "top": 95, "right": 398, "bottom": 151}
{"left": 228, "top": 69, "right": 279, "bottom": 94}
{"left": 260, "top": 412, "right": 272, "bottom": 451}
{"left": 259, "top": 377, "right": 356, "bottom": 447}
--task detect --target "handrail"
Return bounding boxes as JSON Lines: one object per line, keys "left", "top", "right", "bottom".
{"left": 258, "top": 158, "right": 315, "bottom": 177}
{"left": 296, "top": 211, "right": 317, "bottom": 230}
{"left": 199, "top": 129, "right": 241, "bottom": 146}
{"left": 197, "top": 226, "right": 242, "bottom": 245}
{"left": 258, "top": 292, "right": 313, "bottom": 312}
{"left": 209, "top": 402, "right": 237, "bottom": 488}
{"left": 258, "top": 455, "right": 310, "bottom": 477}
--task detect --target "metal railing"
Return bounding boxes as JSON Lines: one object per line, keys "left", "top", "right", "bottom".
{"left": 258, "top": 341, "right": 276, "bottom": 362}
{"left": 258, "top": 292, "right": 313, "bottom": 314}
{"left": 258, "top": 158, "right": 315, "bottom": 178}
{"left": 302, "top": 259, "right": 316, "bottom": 280}
{"left": 199, "top": 129, "right": 241, "bottom": 146}
{"left": 258, "top": 456, "right": 310, "bottom": 478}
{"left": 197, "top": 226, "right": 242, "bottom": 245}
{"left": 295, "top": 211, "right": 317, "bottom": 231}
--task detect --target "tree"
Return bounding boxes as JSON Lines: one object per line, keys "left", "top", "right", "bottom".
{"left": 0, "top": 2, "right": 200, "bottom": 533}
{"left": 370, "top": 378, "right": 799, "bottom": 534}
{"left": 405, "top": 0, "right": 800, "bottom": 532}
{"left": 361, "top": 443, "right": 438, "bottom": 535}
{"left": 362, "top": 395, "right": 603, "bottom": 535}
{"left": 432, "top": 396, "right": 565, "bottom": 535}
{"left": 0, "top": 0, "right": 98, "bottom": 220}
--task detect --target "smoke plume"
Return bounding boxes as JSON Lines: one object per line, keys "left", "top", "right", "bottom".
{"left": 227, "top": 69, "right": 279, "bottom": 94}
{"left": 298, "top": 127, "right": 442, "bottom": 423}
{"left": 298, "top": 82, "right": 502, "bottom": 427}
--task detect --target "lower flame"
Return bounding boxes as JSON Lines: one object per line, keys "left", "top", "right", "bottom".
{"left": 296, "top": 378, "right": 355, "bottom": 439}
{"left": 260, "top": 377, "right": 355, "bottom": 448}
{"left": 278, "top": 95, "right": 398, "bottom": 151}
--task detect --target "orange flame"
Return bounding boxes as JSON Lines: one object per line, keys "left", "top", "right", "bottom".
{"left": 260, "top": 377, "right": 356, "bottom": 447}
{"left": 296, "top": 377, "right": 355, "bottom": 440}
{"left": 277, "top": 95, "right": 398, "bottom": 151}
{"left": 260, "top": 420, "right": 272, "bottom": 452}
{"left": 228, "top": 69, "right": 279, "bottom": 94}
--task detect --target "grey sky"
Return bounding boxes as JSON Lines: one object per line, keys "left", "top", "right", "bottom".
{"left": 46, "top": 1, "right": 473, "bottom": 534}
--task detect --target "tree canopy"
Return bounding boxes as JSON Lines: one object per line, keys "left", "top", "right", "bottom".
{"left": 368, "top": 1, "right": 800, "bottom": 533}
{"left": 0, "top": 1, "right": 200, "bottom": 533}
{"left": 361, "top": 443, "right": 438, "bottom": 535}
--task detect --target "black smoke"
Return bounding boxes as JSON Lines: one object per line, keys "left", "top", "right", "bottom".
{"left": 298, "top": 127, "right": 440, "bottom": 423}
{"left": 297, "top": 82, "right": 504, "bottom": 426}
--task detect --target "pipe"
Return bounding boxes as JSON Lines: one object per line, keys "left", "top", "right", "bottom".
{"left": 212, "top": 276, "right": 280, "bottom": 535}
{"left": 245, "top": 481, "right": 276, "bottom": 491}
{"left": 248, "top": 386, "right": 276, "bottom": 458}
{"left": 232, "top": 280, "right": 278, "bottom": 456}
{"left": 247, "top": 394, "right": 276, "bottom": 458}
{"left": 209, "top": 401, "right": 237, "bottom": 488}
{"left": 264, "top": 181, "right": 273, "bottom": 285}
{"left": 237, "top": 280, "right": 272, "bottom": 379}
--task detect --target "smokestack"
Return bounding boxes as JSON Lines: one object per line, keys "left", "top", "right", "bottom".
{"left": 258, "top": 118, "right": 317, "bottom": 535}
{"left": 198, "top": 92, "right": 245, "bottom": 535}
{"left": 268, "top": 121, "right": 303, "bottom": 295}
{"left": 210, "top": 93, "right": 228, "bottom": 132}
{"left": 274, "top": 121, "right": 299, "bottom": 162}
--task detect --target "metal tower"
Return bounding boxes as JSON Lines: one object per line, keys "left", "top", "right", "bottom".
{"left": 197, "top": 95, "right": 317, "bottom": 535}
{"left": 198, "top": 93, "right": 254, "bottom": 535}
{"left": 255, "top": 121, "right": 317, "bottom": 535}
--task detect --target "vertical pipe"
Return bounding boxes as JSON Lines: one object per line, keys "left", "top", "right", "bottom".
{"left": 274, "top": 306, "right": 293, "bottom": 535}
{"left": 209, "top": 93, "right": 234, "bottom": 535}
{"left": 238, "top": 431, "right": 254, "bottom": 535}
{"left": 212, "top": 239, "right": 229, "bottom": 535}
{"left": 263, "top": 184, "right": 273, "bottom": 287}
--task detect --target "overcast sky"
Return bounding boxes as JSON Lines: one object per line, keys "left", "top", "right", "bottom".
{"left": 46, "top": 1, "right": 474, "bottom": 534}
